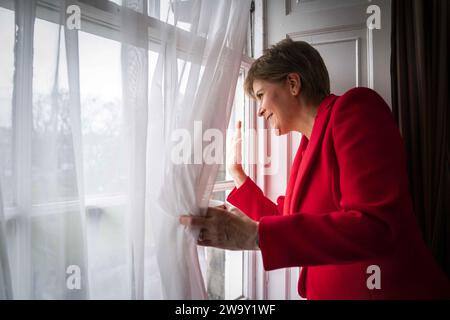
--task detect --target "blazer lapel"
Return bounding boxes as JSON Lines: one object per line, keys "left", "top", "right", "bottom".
{"left": 289, "top": 95, "right": 337, "bottom": 214}
{"left": 283, "top": 137, "right": 308, "bottom": 216}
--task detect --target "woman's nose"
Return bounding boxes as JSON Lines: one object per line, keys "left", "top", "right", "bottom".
{"left": 257, "top": 106, "right": 265, "bottom": 117}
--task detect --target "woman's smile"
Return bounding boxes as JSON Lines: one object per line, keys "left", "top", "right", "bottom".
{"left": 253, "top": 79, "right": 299, "bottom": 135}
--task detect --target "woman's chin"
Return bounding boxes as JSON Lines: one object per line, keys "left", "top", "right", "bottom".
{"left": 269, "top": 122, "right": 284, "bottom": 136}
{"left": 273, "top": 126, "right": 283, "bottom": 136}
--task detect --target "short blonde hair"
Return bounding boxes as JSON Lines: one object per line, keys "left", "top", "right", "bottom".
{"left": 245, "top": 38, "right": 330, "bottom": 104}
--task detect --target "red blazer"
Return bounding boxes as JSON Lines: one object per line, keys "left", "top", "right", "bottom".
{"left": 227, "top": 87, "right": 450, "bottom": 299}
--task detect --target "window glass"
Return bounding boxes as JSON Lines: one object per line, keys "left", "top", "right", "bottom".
{"left": 32, "top": 18, "right": 76, "bottom": 204}
{"left": 215, "top": 68, "right": 246, "bottom": 183}
{"left": 158, "top": 0, "right": 192, "bottom": 31}
{"left": 79, "top": 31, "right": 126, "bottom": 197}
{"left": 205, "top": 190, "right": 245, "bottom": 300}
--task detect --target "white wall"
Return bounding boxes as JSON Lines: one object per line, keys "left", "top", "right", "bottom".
{"left": 266, "top": 0, "right": 391, "bottom": 105}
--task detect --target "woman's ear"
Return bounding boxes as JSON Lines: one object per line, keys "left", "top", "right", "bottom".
{"left": 287, "top": 73, "right": 301, "bottom": 96}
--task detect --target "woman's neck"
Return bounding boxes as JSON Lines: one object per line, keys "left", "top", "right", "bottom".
{"left": 293, "top": 100, "right": 319, "bottom": 140}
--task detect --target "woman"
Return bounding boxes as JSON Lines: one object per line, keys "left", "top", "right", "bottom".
{"left": 179, "top": 39, "right": 450, "bottom": 299}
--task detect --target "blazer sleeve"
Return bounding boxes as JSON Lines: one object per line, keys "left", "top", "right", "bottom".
{"left": 259, "top": 88, "right": 405, "bottom": 270}
{"left": 226, "top": 177, "right": 284, "bottom": 221}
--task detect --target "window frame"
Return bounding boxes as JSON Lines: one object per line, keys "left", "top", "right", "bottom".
{"left": 210, "top": 62, "right": 258, "bottom": 301}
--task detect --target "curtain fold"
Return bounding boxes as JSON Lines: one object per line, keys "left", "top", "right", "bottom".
{"left": 11, "top": 0, "right": 36, "bottom": 299}
{"left": 0, "top": 187, "right": 12, "bottom": 299}
{"left": 148, "top": 0, "right": 251, "bottom": 299}
{"left": 64, "top": 0, "right": 90, "bottom": 298}
{"left": 120, "top": 0, "right": 149, "bottom": 300}
{"left": 13, "top": 0, "right": 89, "bottom": 299}
{"left": 391, "top": 0, "right": 450, "bottom": 277}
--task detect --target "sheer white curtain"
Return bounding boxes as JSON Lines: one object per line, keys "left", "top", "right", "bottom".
{"left": 0, "top": 187, "right": 12, "bottom": 299}
{"left": 148, "top": 0, "right": 251, "bottom": 299}
{"left": 0, "top": 0, "right": 250, "bottom": 299}
{"left": 6, "top": 0, "right": 89, "bottom": 299}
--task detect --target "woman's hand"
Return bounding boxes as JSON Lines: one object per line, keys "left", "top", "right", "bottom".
{"left": 179, "top": 205, "right": 259, "bottom": 251}
{"left": 227, "top": 121, "right": 248, "bottom": 188}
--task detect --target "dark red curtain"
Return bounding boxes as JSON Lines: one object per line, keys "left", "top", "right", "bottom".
{"left": 391, "top": 0, "right": 450, "bottom": 277}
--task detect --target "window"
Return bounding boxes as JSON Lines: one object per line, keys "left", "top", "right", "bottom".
{"left": 0, "top": 0, "right": 256, "bottom": 300}
{"left": 32, "top": 17, "right": 76, "bottom": 204}
{"left": 79, "top": 31, "right": 125, "bottom": 197}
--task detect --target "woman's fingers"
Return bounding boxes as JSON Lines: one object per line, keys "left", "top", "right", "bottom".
{"left": 197, "top": 239, "right": 212, "bottom": 247}
{"left": 229, "top": 207, "right": 247, "bottom": 219}
{"left": 206, "top": 206, "right": 226, "bottom": 217}
{"left": 228, "top": 120, "right": 243, "bottom": 166}
{"left": 179, "top": 215, "right": 207, "bottom": 228}
{"left": 180, "top": 207, "right": 258, "bottom": 250}
{"left": 227, "top": 121, "right": 246, "bottom": 188}
{"left": 235, "top": 120, "right": 242, "bottom": 138}
{"left": 180, "top": 216, "right": 215, "bottom": 245}
{"left": 179, "top": 207, "right": 225, "bottom": 228}
{"left": 198, "top": 228, "right": 208, "bottom": 241}
{"left": 234, "top": 121, "right": 242, "bottom": 163}
{"left": 210, "top": 203, "right": 227, "bottom": 210}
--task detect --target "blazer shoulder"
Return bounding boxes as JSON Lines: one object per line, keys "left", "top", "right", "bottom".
{"left": 332, "top": 87, "right": 391, "bottom": 116}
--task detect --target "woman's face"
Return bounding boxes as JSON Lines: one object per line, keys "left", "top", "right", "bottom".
{"left": 253, "top": 78, "right": 300, "bottom": 136}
